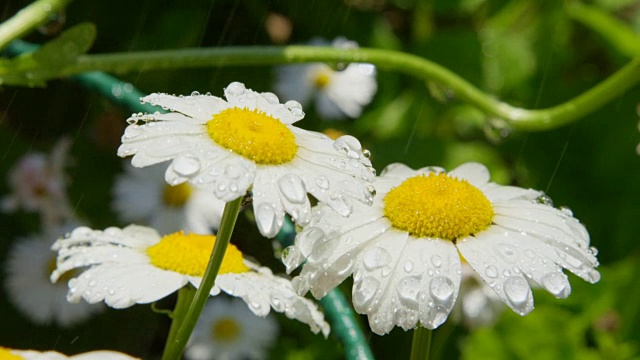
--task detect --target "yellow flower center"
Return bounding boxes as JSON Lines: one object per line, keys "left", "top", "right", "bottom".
{"left": 211, "top": 317, "right": 242, "bottom": 343}
{"left": 163, "top": 182, "right": 192, "bottom": 207}
{"left": 383, "top": 173, "right": 494, "bottom": 241}
{"left": 146, "top": 231, "right": 250, "bottom": 276}
{"left": 207, "top": 107, "right": 297, "bottom": 165}
{"left": 0, "top": 348, "right": 23, "bottom": 360}
{"left": 313, "top": 71, "right": 331, "bottom": 89}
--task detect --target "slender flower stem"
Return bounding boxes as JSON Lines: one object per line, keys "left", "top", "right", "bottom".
{"left": 410, "top": 326, "right": 433, "bottom": 360}
{"left": 162, "top": 285, "right": 197, "bottom": 356}
{"left": 51, "top": 46, "right": 640, "bottom": 132}
{"left": 161, "top": 196, "right": 243, "bottom": 360}
{"left": 0, "top": 0, "right": 73, "bottom": 51}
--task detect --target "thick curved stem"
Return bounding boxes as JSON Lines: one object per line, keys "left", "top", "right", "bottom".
{"left": 0, "top": 0, "right": 73, "bottom": 51}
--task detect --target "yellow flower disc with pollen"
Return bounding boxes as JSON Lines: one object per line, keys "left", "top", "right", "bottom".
{"left": 147, "top": 231, "right": 249, "bottom": 276}
{"left": 211, "top": 317, "right": 242, "bottom": 343}
{"left": 163, "top": 182, "right": 192, "bottom": 207}
{"left": 207, "top": 107, "right": 297, "bottom": 165}
{"left": 383, "top": 173, "right": 494, "bottom": 241}
{"left": 0, "top": 348, "right": 23, "bottom": 360}
{"left": 313, "top": 71, "right": 331, "bottom": 89}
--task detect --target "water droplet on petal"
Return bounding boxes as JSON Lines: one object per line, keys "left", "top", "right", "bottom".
{"left": 225, "top": 82, "right": 246, "bottom": 96}
{"left": 297, "top": 227, "right": 325, "bottom": 256}
{"left": 496, "top": 244, "right": 518, "bottom": 263}
{"left": 191, "top": 91, "right": 201, "bottom": 96}
{"left": 261, "top": 92, "right": 279, "bottom": 104}
{"left": 333, "top": 135, "right": 363, "bottom": 159}
{"left": 504, "top": 277, "right": 531, "bottom": 313}
{"left": 315, "top": 175, "right": 330, "bottom": 190}
{"left": 256, "top": 203, "right": 279, "bottom": 238}
{"left": 536, "top": 194, "right": 554, "bottom": 207}
{"left": 429, "top": 276, "right": 455, "bottom": 305}
{"left": 430, "top": 254, "right": 442, "bottom": 268}
{"left": 541, "top": 272, "right": 570, "bottom": 298}
{"left": 123, "top": 125, "right": 143, "bottom": 139}
{"left": 278, "top": 173, "right": 307, "bottom": 204}
{"left": 282, "top": 246, "right": 303, "bottom": 273}
{"left": 172, "top": 156, "right": 201, "bottom": 176}
{"left": 397, "top": 276, "right": 421, "bottom": 307}
{"left": 404, "top": 260, "right": 414, "bottom": 273}
{"left": 362, "top": 149, "right": 371, "bottom": 158}
{"left": 362, "top": 247, "right": 392, "bottom": 271}
{"left": 485, "top": 265, "right": 498, "bottom": 278}
{"left": 285, "top": 100, "right": 304, "bottom": 117}
{"left": 426, "top": 305, "right": 449, "bottom": 328}
{"left": 353, "top": 277, "right": 379, "bottom": 310}
{"left": 559, "top": 206, "right": 573, "bottom": 216}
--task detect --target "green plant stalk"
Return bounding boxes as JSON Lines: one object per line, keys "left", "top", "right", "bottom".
{"left": 161, "top": 196, "right": 243, "bottom": 360}
{"left": 410, "top": 326, "right": 433, "bottom": 360}
{"left": 162, "top": 285, "right": 197, "bottom": 356}
{"left": 0, "top": 0, "right": 72, "bottom": 51}
{"left": 53, "top": 46, "right": 640, "bottom": 132}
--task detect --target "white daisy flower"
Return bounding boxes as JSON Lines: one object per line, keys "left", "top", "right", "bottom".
{"left": 2, "top": 348, "right": 139, "bottom": 360}
{"left": 185, "top": 297, "right": 278, "bottom": 360}
{"left": 4, "top": 224, "right": 104, "bottom": 327}
{"left": 112, "top": 163, "right": 225, "bottom": 235}
{"left": 274, "top": 37, "right": 377, "bottom": 120}
{"left": 51, "top": 225, "right": 330, "bottom": 336}
{"left": 118, "top": 82, "right": 375, "bottom": 238}
{"left": 284, "top": 162, "right": 600, "bottom": 335}
{"left": 451, "top": 262, "right": 504, "bottom": 329}
{"left": 1, "top": 137, "right": 74, "bottom": 228}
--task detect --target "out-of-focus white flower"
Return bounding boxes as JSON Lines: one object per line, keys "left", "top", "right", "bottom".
{"left": 51, "top": 225, "right": 329, "bottom": 336}
{"left": 112, "top": 163, "right": 225, "bottom": 235}
{"left": 186, "top": 297, "right": 278, "bottom": 360}
{"left": 2, "top": 347, "right": 139, "bottom": 360}
{"left": 275, "top": 37, "right": 377, "bottom": 120}
{"left": 451, "top": 262, "right": 504, "bottom": 328}
{"left": 1, "top": 138, "right": 74, "bottom": 228}
{"left": 285, "top": 162, "right": 600, "bottom": 335}
{"left": 118, "top": 82, "right": 375, "bottom": 238}
{"left": 4, "top": 223, "right": 104, "bottom": 327}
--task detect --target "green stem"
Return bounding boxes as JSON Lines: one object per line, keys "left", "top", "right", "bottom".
{"left": 162, "top": 285, "right": 197, "bottom": 355}
{"left": 52, "top": 46, "right": 640, "bottom": 132}
{"left": 161, "top": 196, "right": 243, "bottom": 360}
{"left": 410, "top": 326, "right": 433, "bottom": 360}
{"left": 0, "top": 0, "right": 73, "bottom": 51}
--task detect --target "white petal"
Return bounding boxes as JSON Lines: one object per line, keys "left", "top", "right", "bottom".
{"left": 448, "top": 162, "right": 490, "bottom": 186}
{"left": 141, "top": 93, "right": 229, "bottom": 121}
{"left": 252, "top": 170, "right": 287, "bottom": 238}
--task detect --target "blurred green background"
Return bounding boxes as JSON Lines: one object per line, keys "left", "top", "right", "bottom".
{"left": 1, "top": 0, "right": 639, "bottom": 358}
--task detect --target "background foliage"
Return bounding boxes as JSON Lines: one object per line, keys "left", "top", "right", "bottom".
{"left": 1, "top": 0, "right": 639, "bottom": 358}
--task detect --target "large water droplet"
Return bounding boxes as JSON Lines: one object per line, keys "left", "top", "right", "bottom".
{"left": 536, "top": 194, "right": 554, "bottom": 207}
{"left": 172, "top": 156, "right": 201, "bottom": 176}
{"left": 225, "top": 82, "right": 246, "bottom": 96}
{"left": 278, "top": 174, "right": 307, "bottom": 204}
{"left": 285, "top": 100, "right": 304, "bottom": 117}
{"left": 353, "top": 277, "right": 379, "bottom": 309}
{"left": 296, "top": 227, "right": 325, "bottom": 256}
{"left": 333, "top": 135, "right": 363, "bottom": 159}
{"left": 282, "top": 246, "right": 303, "bottom": 273}
{"left": 315, "top": 175, "right": 330, "bottom": 190}
{"left": 541, "top": 272, "right": 570, "bottom": 298}
{"left": 362, "top": 247, "right": 392, "bottom": 271}
{"left": 426, "top": 304, "right": 450, "bottom": 329}
{"left": 504, "top": 277, "right": 531, "bottom": 313}
{"left": 429, "top": 276, "right": 455, "bottom": 305}
{"left": 485, "top": 265, "right": 499, "bottom": 278}
{"left": 261, "top": 92, "right": 279, "bottom": 104}
{"left": 397, "top": 276, "right": 421, "bottom": 307}
{"left": 430, "top": 254, "right": 442, "bottom": 268}
{"left": 256, "top": 203, "right": 279, "bottom": 238}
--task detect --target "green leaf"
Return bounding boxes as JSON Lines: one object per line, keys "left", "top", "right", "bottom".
{"left": 0, "top": 22, "right": 96, "bottom": 87}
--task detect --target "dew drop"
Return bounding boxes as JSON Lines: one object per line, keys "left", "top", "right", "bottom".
{"left": 278, "top": 173, "right": 307, "bottom": 204}
{"left": 485, "top": 265, "right": 499, "bottom": 278}
{"left": 541, "top": 272, "right": 570, "bottom": 298}
{"left": 353, "top": 277, "right": 379, "bottom": 309}
{"left": 404, "top": 260, "right": 414, "bottom": 273}
{"left": 426, "top": 304, "right": 450, "bottom": 328}
{"left": 536, "top": 194, "right": 554, "bottom": 207}
{"left": 496, "top": 244, "right": 518, "bottom": 263}
{"left": 296, "top": 227, "right": 325, "bottom": 256}
{"left": 429, "top": 276, "right": 455, "bottom": 305}
{"left": 261, "top": 92, "right": 279, "bottom": 104}
{"left": 504, "top": 277, "right": 531, "bottom": 313}
{"left": 333, "top": 135, "right": 363, "bottom": 159}
{"left": 362, "top": 247, "right": 392, "bottom": 271}
{"left": 362, "top": 149, "right": 371, "bottom": 158}
{"left": 225, "top": 82, "right": 246, "bottom": 96}
{"left": 315, "top": 175, "right": 330, "bottom": 190}
{"left": 397, "top": 276, "right": 421, "bottom": 307}
{"left": 282, "top": 246, "right": 303, "bottom": 273}
{"left": 123, "top": 125, "right": 143, "bottom": 139}
{"left": 256, "top": 202, "right": 279, "bottom": 238}
{"left": 172, "top": 156, "right": 201, "bottom": 176}
{"left": 191, "top": 91, "right": 201, "bottom": 96}
{"left": 430, "top": 254, "right": 442, "bottom": 268}
{"left": 285, "top": 100, "right": 304, "bottom": 117}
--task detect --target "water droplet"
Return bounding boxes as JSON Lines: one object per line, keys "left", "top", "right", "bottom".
{"left": 278, "top": 174, "right": 307, "bottom": 204}
{"left": 426, "top": 304, "right": 450, "bottom": 328}
{"left": 88, "top": 280, "right": 97, "bottom": 287}
{"left": 429, "top": 276, "right": 455, "bottom": 305}
{"left": 224, "top": 164, "right": 243, "bottom": 179}
{"left": 430, "top": 254, "right": 442, "bottom": 268}
{"left": 333, "top": 135, "right": 363, "bottom": 159}
{"left": 285, "top": 100, "right": 304, "bottom": 117}
{"left": 315, "top": 175, "right": 330, "bottom": 190}
{"left": 256, "top": 203, "right": 279, "bottom": 238}
{"left": 225, "top": 82, "right": 246, "bottom": 96}
{"left": 362, "top": 149, "right": 371, "bottom": 158}
{"left": 404, "top": 260, "right": 414, "bottom": 273}
{"left": 362, "top": 247, "right": 392, "bottom": 271}
{"left": 496, "top": 244, "right": 518, "bottom": 262}
{"left": 191, "top": 91, "right": 201, "bottom": 96}
{"left": 297, "top": 227, "right": 325, "bottom": 256}
{"left": 559, "top": 206, "right": 573, "bottom": 216}
{"left": 172, "top": 156, "right": 201, "bottom": 176}
{"left": 504, "top": 277, "right": 531, "bottom": 312}
{"left": 261, "top": 92, "right": 279, "bottom": 104}
{"left": 541, "top": 273, "right": 570, "bottom": 298}
{"left": 123, "top": 125, "right": 143, "bottom": 139}
{"left": 589, "top": 246, "right": 598, "bottom": 256}
{"left": 353, "top": 277, "right": 379, "bottom": 309}
{"left": 485, "top": 265, "right": 498, "bottom": 278}
{"left": 536, "top": 194, "right": 554, "bottom": 207}
{"left": 397, "top": 276, "right": 421, "bottom": 307}
{"left": 282, "top": 246, "right": 303, "bottom": 273}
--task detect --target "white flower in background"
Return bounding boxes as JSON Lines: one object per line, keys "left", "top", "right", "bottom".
{"left": 1, "top": 137, "right": 74, "bottom": 228}
{"left": 118, "top": 82, "right": 375, "bottom": 238}
{"left": 275, "top": 37, "right": 377, "bottom": 120}
{"left": 112, "top": 163, "right": 225, "bottom": 235}
{"left": 185, "top": 297, "right": 278, "bottom": 360}
{"left": 4, "top": 223, "right": 104, "bottom": 327}
{"left": 451, "top": 262, "right": 504, "bottom": 329}
{"left": 285, "top": 162, "right": 600, "bottom": 335}
{"left": 51, "top": 225, "right": 330, "bottom": 336}
{"left": 1, "top": 348, "right": 139, "bottom": 360}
